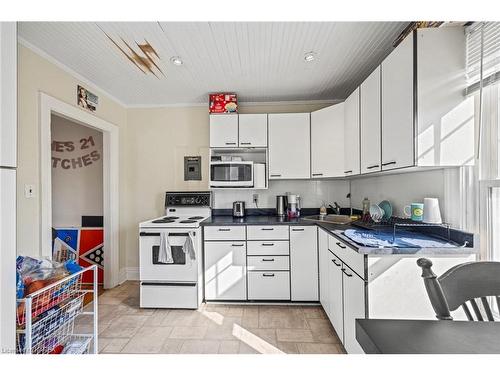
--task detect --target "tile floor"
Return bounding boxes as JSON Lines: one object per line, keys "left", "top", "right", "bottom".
{"left": 75, "top": 281, "right": 346, "bottom": 354}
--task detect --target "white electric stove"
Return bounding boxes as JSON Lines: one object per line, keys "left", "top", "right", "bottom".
{"left": 139, "top": 191, "right": 211, "bottom": 309}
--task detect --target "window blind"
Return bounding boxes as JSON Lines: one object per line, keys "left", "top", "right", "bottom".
{"left": 466, "top": 22, "right": 500, "bottom": 95}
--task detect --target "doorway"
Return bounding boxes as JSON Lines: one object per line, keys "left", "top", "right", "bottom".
{"left": 51, "top": 114, "right": 105, "bottom": 286}
{"left": 40, "top": 93, "right": 119, "bottom": 289}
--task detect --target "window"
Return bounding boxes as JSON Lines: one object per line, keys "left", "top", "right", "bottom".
{"left": 465, "top": 22, "right": 500, "bottom": 262}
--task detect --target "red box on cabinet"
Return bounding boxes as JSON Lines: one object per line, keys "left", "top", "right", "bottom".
{"left": 209, "top": 93, "right": 238, "bottom": 114}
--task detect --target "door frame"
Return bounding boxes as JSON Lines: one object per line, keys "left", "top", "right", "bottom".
{"left": 39, "top": 92, "right": 119, "bottom": 289}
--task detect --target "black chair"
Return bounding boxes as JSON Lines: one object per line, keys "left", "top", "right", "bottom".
{"left": 417, "top": 258, "right": 500, "bottom": 321}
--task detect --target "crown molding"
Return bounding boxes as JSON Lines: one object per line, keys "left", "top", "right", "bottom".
{"left": 127, "top": 98, "right": 342, "bottom": 109}
{"left": 18, "top": 37, "right": 128, "bottom": 108}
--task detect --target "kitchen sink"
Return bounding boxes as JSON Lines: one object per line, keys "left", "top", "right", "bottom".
{"left": 302, "top": 214, "right": 353, "bottom": 225}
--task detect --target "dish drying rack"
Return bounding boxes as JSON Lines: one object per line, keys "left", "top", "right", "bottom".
{"left": 352, "top": 216, "right": 463, "bottom": 245}
{"left": 16, "top": 265, "right": 98, "bottom": 354}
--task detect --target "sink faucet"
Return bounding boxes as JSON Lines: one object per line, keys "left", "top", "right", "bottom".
{"left": 329, "top": 202, "right": 341, "bottom": 215}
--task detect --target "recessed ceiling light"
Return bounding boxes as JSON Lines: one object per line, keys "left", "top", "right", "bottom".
{"left": 304, "top": 52, "right": 316, "bottom": 62}
{"left": 170, "top": 56, "right": 183, "bottom": 66}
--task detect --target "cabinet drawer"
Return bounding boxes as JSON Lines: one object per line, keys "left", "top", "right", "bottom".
{"left": 247, "top": 225, "right": 289, "bottom": 240}
{"left": 328, "top": 235, "right": 365, "bottom": 279}
{"left": 247, "top": 240, "right": 289, "bottom": 256}
{"left": 204, "top": 226, "right": 246, "bottom": 241}
{"left": 247, "top": 255, "right": 289, "bottom": 271}
{"left": 247, "top": 271, "right": 290, "bottom": 300}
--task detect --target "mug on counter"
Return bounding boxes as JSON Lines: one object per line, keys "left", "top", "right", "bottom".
{"left": 404, "top": 203, "right": 424, "bottom": 221}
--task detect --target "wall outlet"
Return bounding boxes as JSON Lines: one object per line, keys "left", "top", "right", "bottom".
{"left": 253, "top": 193, "right": 259, "bottom": 205}
{"left": 24, "top": 184, "right": 35, "bottom": 198}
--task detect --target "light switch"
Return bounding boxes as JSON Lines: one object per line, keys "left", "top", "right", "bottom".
{"left": 24, "top": 184, "right": 35, "bottom": 198}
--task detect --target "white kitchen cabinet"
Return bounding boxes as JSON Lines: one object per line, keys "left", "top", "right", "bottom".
{"left": 0, "top": 22, "right": 17, "bottom": 168}
{"left": 311, "top": 103, "right": 345, "bottom": 178}
{"left": 381, "top": 32, "right": 414, "bottom": 171}
{"left": 204, "top": 241, "right": 247, "bottom": 300}
{"left": 328, "top": 252, "right": 344, "bottom": 342}
{"left": 342, "top": 266, "right": 366, "bottom": 354}
{"left": 247, "top": 271, "right": 290, "bottom": 300}
{"left": 238, "top": 114, "right": 267, "bottom": 147}
{"left": 416, "top": 28, "right": 473, "bottom": 167}
{"left": 318, "top": 229, "right": 329, "bottom": 311}
{"left": 343, "top": 88, "right": 360, "bottom": 176}
{"left": 360, "top": 66, "right": 381, "bottom": 174}
{"left": 268, "top": 113, "right": 310, "bottom": 179}
{"left": 290, "top": 226, "right": 318, "bottom": 301}
{"left": 209, "top": 114, "right": 239, "bottom": 148}
{"left": 204, "top": 226, "right": 246, "bottom": 241}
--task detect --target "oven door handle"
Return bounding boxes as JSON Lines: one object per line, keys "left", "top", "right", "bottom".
{"left": 140, "top": 232, "right": 196, "bottom": 237}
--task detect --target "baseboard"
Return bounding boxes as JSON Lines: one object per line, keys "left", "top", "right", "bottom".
{"left": 126, "top": 267, "right": 140, "bottom": 281}
{"left": 118, "top": 267, "right": 128, "bottom": 284}
{"left": 118, "top": 267, "right": 140, "bottom": 283}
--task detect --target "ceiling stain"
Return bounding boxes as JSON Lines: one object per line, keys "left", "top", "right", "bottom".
{"left": 100, "top": 28, "right": 165, "bottom": 78}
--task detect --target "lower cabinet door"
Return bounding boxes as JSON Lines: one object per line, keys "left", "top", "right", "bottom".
{"left": 204, "top": 241, "right": 247, "bottom": 300}
{"left": 247, "top": 271, "right": 290, "bottom": 300}
{"left": 328, "top": 253, "right": 344, "bottom": 342}
{"left": 290, "top": 226, "right": 318, "bottom": 301}
{"left": 342, "top": 266, "right": 366, "bottom": 354}
{"left": 318, "top": 230, "right": 329, "bottom": 312}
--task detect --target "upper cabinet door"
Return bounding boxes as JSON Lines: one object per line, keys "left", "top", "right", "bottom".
{"left": 268, "top": 113, "right": 310, "bottom": 179}
{"left": 381, "top": 33, "right": 415, "bottom": 171}
{"left": 344, "top": 88, "right": 360, "bottom": 176}
{"left": 360, "top": 67, "right": 381, "bottom": 174}
{"left": 238, "top": 114, "right": 267, "bottom": 147}
{"left": 0, "top": 22, "right": 17, "bottom": 168}
{"left": 209, "top": 114, "right": 238, "bottom": 148}
{"left": 311, "top": 103, "right": 345, "bottom": 178}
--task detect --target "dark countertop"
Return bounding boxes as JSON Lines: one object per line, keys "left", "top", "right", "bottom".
{"left": 200, "top": 215, "right": 315, "bottom": 226}
{"left": 201, "top": 215, "right": 477, "bottom": 256}
{"left": 356, "top": 318, "right": 500, "bottom": 354}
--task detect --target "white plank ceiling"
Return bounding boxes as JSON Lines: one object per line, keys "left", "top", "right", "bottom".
{"left": 18, "top": 22, "right": 408, "bottom": 106}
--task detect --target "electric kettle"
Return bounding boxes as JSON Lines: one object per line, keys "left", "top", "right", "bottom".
{"left": 232, "top": 201, "right": 246, "bottom": 217}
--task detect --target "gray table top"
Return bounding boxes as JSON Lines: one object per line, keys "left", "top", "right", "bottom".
{"left": 356, "top": 318, "right": 500, "bottom": 354}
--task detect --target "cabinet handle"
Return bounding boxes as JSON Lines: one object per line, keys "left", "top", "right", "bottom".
{"left": 240, "top": 142, "right": 251, "bottom": 145}
{"left": 344, "top": 170, "right": 353, "bottom": 174}
{"left": 262, "top": 258, "right": 275, "bottom": 262}
{"left": 261, "top": 228, "right": 274, "bottom": 231}
{"left": 382, "top": 161, "right": 397, "bottom": 167}
{"left": 261, "top": 243, "right": 275, "bottom": 246}
{"left": 291, "top": 228, "right": 304, "bottom": 231}
{"left": 262, "top": 273, "right": 275, "bottom": 277}
{"left": 332, "top": 259, "right": 341, "bottom": 267}
{"left": 270, "top": 174, "right": 281, "bottom": 177}
{"left": 225, "top": 142, "right": 237, "bottom": 145}
{"left": 336, "top": 242, "right": 347, "bottom": 249}
{"left": 231, "top": 244, "right": 244, "bottom": 247}
{"left": 218, "top": 228, "right": 231, "bottom": 232}
{"left": 312, "top": 173, "right": 323, "bottom": 176}
{"left": 366, "top": 164, "right": 379, "bottom": 169}
{"left": 342, "top": 268, "right": 353, "bottom": 277}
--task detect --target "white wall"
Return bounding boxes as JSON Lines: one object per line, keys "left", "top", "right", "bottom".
{"left": 350, "top": 169, "right": 449, "bottom": 220}
{"left": 51, "top": 114, "right": 103, "bottom": 227}
{"left": 17, "top": 44, "right": 128, "bottom": 270}
{"left": 213, "top": 179, "right": 350, "bottom": 209}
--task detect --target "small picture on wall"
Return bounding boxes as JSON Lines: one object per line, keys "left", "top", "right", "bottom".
{"left": 77, "top": 85, "right": 98, "bottom": 112}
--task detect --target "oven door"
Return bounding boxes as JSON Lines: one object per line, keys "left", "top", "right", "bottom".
{"left": 139, "top": 229, "right": 199, "bottom": 282}
{"left": 210, "top": 161, "right": 253, "bottom": 187}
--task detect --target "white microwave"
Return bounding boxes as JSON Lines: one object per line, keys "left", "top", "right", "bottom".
{"left": 209, "top": 161, "right": 254, "bottom": 188}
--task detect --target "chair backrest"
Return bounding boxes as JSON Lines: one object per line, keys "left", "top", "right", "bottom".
{"left": 417, "top": 258, "right": 500, "bottom": 321}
